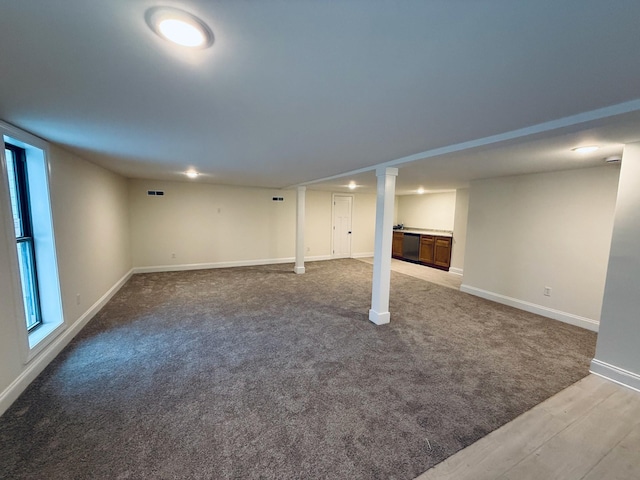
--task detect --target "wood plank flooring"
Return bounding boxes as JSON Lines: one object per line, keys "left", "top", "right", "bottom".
{"left": 415, "top": 375, "right": 640, "bottom": 480}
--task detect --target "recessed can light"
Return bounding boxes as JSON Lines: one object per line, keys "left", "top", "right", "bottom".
{"left": 348, "top": 182, "right": 357, "bottom": 190}
{"left": 146, "top": 7, "right": 213, "bottom": 48}
{"left": 185, "top": 170, "right": 199, "bottom": 179}
{"left": 572, "top": 146, "right": 600, "bottom": 154}
{"left": 417, "top": 188, "right": 425, "bottom": 194}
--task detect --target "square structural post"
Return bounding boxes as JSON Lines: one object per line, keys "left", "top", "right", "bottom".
{"left": 369, "top": 167, "right": 398, "bottom": 325}
{"left": 294, "top": 186, "right": 306, "bottom": 274}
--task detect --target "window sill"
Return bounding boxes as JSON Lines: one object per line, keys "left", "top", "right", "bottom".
{"left": 27, "top": 320, "right": 65, "bottom": 362}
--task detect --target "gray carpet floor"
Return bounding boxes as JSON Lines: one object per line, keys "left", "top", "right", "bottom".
{"left": 0, "top": 259, "right": 596, "bottom": 479}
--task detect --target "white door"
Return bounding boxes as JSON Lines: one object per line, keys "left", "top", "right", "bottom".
{"left": 332, "top": 195, "right": 353, "bottom": 258}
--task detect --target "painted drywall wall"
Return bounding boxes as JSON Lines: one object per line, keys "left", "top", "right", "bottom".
{"left": 129, "top": 180, "right": 377, "bottom": 269}
{"left": 0, "top": 144, "right": 131, "bottom": 409}
{"left": 462, "top": 166, "right": 619, "bottom": 325}
{"left": 351, "top": 193, "right": 377, "bottom": 256}
{"left": 592, "top": 143, "right": 640, "bottom": 389}
{"left": 450, "top": 188, "right": 469, "bottom": 274}
{"left": 396, "top": 191, "right": 456, "bottom": 230}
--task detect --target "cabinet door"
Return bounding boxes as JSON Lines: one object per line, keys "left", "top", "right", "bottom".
{"left": 419, "top": 235, "right": 434, "bottom": 264}
{"left": 433, "top": 237, "right": 452, "bottom": 269}
{"left": 392, "top": 232, "right": 404, "bottom": 257}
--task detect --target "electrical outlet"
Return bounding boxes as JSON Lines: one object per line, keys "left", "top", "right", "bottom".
{"left": 76, "top": 294, "right": 81, "bottom": 305}
{"left": 306, "top": 247, "right": 310, "bottom": 252}
{"left": 171, "top": 253, "right": 176, "bottom": 259}
{"left": 544, "top": 286, "right": 552, "bottom": 297}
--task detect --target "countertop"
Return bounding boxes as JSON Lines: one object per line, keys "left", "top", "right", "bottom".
{"left": 392, "top": 229, "right": 453, "bottom": 238}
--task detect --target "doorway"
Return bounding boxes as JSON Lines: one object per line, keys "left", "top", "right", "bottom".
{"left": 332, "top": 194, "right": 353, "bottom": 258}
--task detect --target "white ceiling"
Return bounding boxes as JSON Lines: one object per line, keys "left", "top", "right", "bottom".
{"left": 0, "top": 1, "right": 639, "bottom": 191}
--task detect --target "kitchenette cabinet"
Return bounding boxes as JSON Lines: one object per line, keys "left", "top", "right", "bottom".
{"left": 392, "top": 230, "right": 452, "bottom": 271}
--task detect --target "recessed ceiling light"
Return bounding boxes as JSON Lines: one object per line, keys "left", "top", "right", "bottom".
{"left": 348, "top": 182, "right": 357, "bottom": 190}
{"left": 146, "top": 7, "right": 214, "bottom": 48}
{"left": 604, "top": 155, "right": 622, "bottom": 164}
{"left": 417, "top": 187, "right": 425, "bottom": 194}
{"left": 572, "top": 146, "right": 600, "bottom": 154}
{"left": 185, "top": 170, "right": 199, "bottom": 179}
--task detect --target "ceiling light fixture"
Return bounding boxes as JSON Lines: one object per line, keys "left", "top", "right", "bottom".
{"left": 185, "top": 170, "right": 199, "bottom": 179}
{"left": 348, "top": 182, "right": 357, "bottom": 190}
{"left": 417, "top": 187, "right": 425, "bottom": 194}
{"left": 604, "top": 155, "right": 622, "bottom": 164}
{"left": 146, "top": 7, "right": 214, "bottom": 48}
{"left": 571, "top": 145, "right": 600, "bottom": 154}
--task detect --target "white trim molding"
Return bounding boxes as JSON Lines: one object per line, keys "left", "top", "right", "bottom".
{"left": 590, "top": 359, "right": 640, "bottom": 393}
{"left": 0, "top": 268, "right": 133, "bottom": 417}
{"left": 351, "top": 252, "right": 374, "bottom": 259}
{"left": 460, "top": 284, "right": 599, "bottom": 332}
{"left": 449, "top": 267, "right": 463, "bottom": 276}
{"left": 132, "top": 255, "right": 333, "bottom": 274}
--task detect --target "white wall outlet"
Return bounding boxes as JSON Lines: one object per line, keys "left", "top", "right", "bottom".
{"left": 171, "top": 253, "right": 176, "bottom": 258}
{"left": 306, "top": 247, "right": 311, "bottom": 252}
{"left": 544, "top": 286, "right": 552, "bottom": 297}
{"left": 76, "top": 294, "right": 81, "bottom": 305}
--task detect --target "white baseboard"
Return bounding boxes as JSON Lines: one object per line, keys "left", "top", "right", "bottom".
{"left": 0, "top": 268, "right": 134, "bottom": 417}
{"left": 132, "top": 255, "right": 334, "bottom": 274}
{"left": 590, "top": 359, "right": 640, "bottom": 393}
{"left": 459, "top": 284, "right": 599, "bottom": 332}
{"left": 351, "top": 252, "right": 374, "bottom": 259}
{"left": 449, "top": 267, "right": 463, "bottom": 276}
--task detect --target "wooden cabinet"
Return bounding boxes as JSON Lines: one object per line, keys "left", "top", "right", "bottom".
{"left": 419, "top": 235, "right": 434, "bottom": 264}
{"left": 392, "top": 231, "right": 404, "bottom": 258}
{"left": 392, "top": 231, "right": 452, "bottom": 270}
{"left": 434, "top": 237, "right": 452, "bottom": 269}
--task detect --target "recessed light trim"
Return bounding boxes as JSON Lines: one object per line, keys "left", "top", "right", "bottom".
{"left": 348, "top": 182, "right": 357, "bottom": 190}
{"left": 146, "top": 7, "right": 214, "bottom": 48}
{"left": 185, "top": 170, "right": 199, "bottom": 179}
{"left": 572, "top": 145, "right": 600, "bottom": 154}
{"left": 417, "top": 187, "right": 425, "bottom": 194}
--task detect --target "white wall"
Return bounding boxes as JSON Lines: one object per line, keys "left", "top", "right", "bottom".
{"left": 0, "top": 144, "right": 131, "bottom": 413}
{"left": 396, "top": 191, "right": 456, "bottom": 230}
{"left": 351, "top": 193, "right": 377, "bottom": 256}
{"left": 129, "top": 180, "right": 377, "bottom": 269}
{"left": 450, "top": 188, "right": 469, "bottom": 274}
{"left": 592, "top": 143, "right": 640, "bottom": 390}
{"left": 462, "top": 166, "right": 619, "bottom": 328}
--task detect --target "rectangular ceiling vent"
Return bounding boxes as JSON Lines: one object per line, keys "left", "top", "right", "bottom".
{"left": 147, "top": 190, "right": 165, "bottom": 196}
{"left": 272, "top": 196, "right": 284, "bottom": 202}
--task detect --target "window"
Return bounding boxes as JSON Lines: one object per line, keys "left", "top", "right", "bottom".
{"left": 1, "top": 123, "right": 64, "bottom": 357}
{"left": 5, "top": 143, "right": 42, "bottom": 331}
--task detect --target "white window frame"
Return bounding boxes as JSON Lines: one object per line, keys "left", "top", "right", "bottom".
{"left": 0, "top": 121, "right": 65, "bottom": 362}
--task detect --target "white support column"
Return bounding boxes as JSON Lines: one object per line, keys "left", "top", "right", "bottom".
{"left": 369, "top": 167, "right": 398, "bottom": 325}
{"left": 294, "top": 186, "right": 306, "bottom": 274}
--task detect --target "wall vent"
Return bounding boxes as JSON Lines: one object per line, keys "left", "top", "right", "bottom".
{"left": 272, "top": 196, "right": 284, "bottom": 202}
{"left": 147, "top": 190, "right": 165, "bottom": 196}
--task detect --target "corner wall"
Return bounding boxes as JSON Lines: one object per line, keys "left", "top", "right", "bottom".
{"left": 592, "top": 142, "right": 640, "bottom": 390}
{"left": 129, "top": 180, "right": 377, "bottom": 270}
{"left": 461, "top": 166, "right": 619, "bottom": 330}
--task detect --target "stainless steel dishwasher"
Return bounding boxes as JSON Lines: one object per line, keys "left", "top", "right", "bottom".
{"left": 402, "top": 233, "right": 420, "bottom": 262}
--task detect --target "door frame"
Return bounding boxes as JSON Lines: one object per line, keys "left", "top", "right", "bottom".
{"left": 331, "top": 193, "right": 354, "bottom": 259}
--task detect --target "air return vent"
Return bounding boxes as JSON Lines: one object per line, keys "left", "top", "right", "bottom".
{"left": 272, "top": 196, "right": 284, "bottom": 202}
{"left": 147, "top": 190, "right": 165, "bottom": 196}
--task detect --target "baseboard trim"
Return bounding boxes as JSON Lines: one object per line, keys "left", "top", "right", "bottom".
{"left": 352, "top": 252, "right": 374, "bottom": 259}
{"left": 132, "top": 255, "right": 337, "bottom": 274}
{"left": 459, "top": 284, "right": 599, "bottom": 332}
{"left": 449, "top": 267, "right": 463, "bottom": 276}
{"left": 590, "top": 359, "right": 640, "bottom": 393}
{"left": 0, "top": 269, "right": 133, "bottom": 417}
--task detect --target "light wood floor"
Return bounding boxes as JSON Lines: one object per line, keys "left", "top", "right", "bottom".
{"left": 356, "top": 257, "right": 463, "bottom": 290}
{"left": 415, "top": 374, "right": 640, "bottom": 480}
